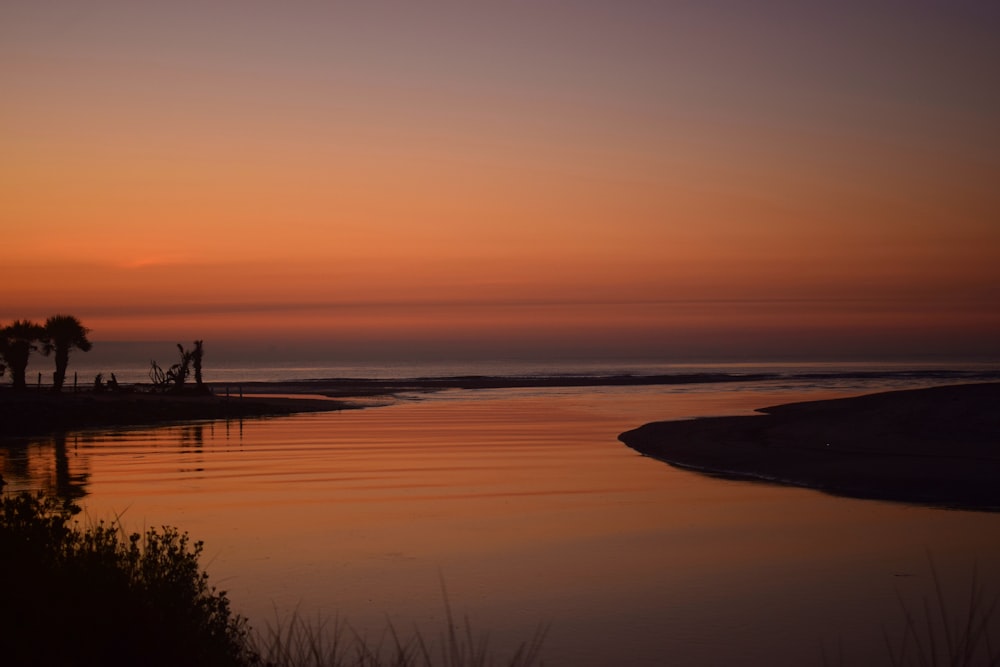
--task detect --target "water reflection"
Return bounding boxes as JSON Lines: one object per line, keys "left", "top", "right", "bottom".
{"left": 1, "top": 432, "right": 91, "bottom": 502}
{"left": 0, "top": 418, "right": 248, "bottom": 503}
{"left": 2, "top": 383, "right": 999, "bottom": 666}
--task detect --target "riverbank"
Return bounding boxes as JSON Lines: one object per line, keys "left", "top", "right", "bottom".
{"left": 0, "top": 388, "right": 353, "bottom": 438}
{"left": 619, "top": 382, "right": 1000, "bottom": 511}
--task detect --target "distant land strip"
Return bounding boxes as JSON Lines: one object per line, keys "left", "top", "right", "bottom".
{"left": 217, "top": 372, "right": 779, "bottom": 397}
{"left": 208, "top": 368, "right": 1000, "bottom": 397}
{"left": 619, "top": 382, "right": 1000, "bottom": 512}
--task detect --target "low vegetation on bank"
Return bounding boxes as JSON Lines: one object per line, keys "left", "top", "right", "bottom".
{"left": 0, "top": 491, "right": 547, "bottom": 667}
{"left": 1, "top": 492, "right": 252, "bottom": 667}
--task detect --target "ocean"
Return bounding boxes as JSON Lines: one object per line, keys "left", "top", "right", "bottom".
{"left": 31, "top": 344, "right": 1000, "bottom": 386}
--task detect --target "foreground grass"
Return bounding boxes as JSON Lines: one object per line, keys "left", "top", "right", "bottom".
{"left": 818, "top": 556, "right": 999, "bottom": 667}
{"left": 251, "top": 602, "right": 547, "bottom": 667}
{"left": 0, "top": 492, "right": 546, "bottom": 667}
{"left": 881, "top": 558, "right": 1000, "bottom": 667}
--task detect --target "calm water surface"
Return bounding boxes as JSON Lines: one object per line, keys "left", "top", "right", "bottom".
{"left": 3, "top": 379, "right": 999, "bottom": 666}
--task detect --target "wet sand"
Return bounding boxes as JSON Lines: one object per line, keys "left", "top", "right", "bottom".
{"left": 619, "top": 382, "right": 1000, "bottom": 511}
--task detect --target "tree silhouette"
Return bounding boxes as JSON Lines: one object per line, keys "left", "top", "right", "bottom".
{"left": 150, "top": 342, "right": 205, "bottom": 393}
{"left": 192, "top": 340, "right": 205, "bottom": 389}
{"left": 43, "top": 315, "right": 93, "bottom": 392}
{"left": 169, "top": 343, "right": 194, "bottom": 390}
{"left": 1, "top": 320, "right": 46, "bottom": 391}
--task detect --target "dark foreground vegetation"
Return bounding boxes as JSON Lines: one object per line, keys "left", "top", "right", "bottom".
{"left": 877, "top": 560, "right": 1000, "bottom": 667}
{"left": 0, "top": 492, "right": 547, "bottom": 667}
{"left": 1, "top": 492, "right": 252, "bottom": 667}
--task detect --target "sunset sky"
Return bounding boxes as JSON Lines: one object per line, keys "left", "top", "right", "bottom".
{"left": 3, "top": 1, "right": 999, "bottom": 361}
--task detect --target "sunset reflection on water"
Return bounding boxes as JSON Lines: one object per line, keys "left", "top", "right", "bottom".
{"left": 3, "top": 383, "right": 999, "bottom": 666}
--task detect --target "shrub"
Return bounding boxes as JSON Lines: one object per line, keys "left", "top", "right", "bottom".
{"left": 0, "top": 492, "right": 547, "bottom": 667}
{"left": 0, "top": 492, "right": 254, "bottom": 667}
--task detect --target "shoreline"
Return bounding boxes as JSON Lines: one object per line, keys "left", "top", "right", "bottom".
{"left": 203, "top": 372, "right": 778, "bottom": 396}
{"left": 619, "top": 382, "right": 1000, "bottom": 511}
{"left": 0, "top": 389, "right": 356, "bottom": 439}
{"left": 0, "top": 372, "right": 784, "bottom": 439}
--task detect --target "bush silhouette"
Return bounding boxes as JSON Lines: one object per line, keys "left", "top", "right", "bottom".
{"left": 0, "top": 492, "right": 254, "bottom": 667}
{"left": 150, "top": 341, "right": 210, "bottom": 394}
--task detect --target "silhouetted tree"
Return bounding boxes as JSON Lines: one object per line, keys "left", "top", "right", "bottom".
{"left": 150, "top": 343, "right": 198, "bottom": 392}
{"left": 192, "top": 340, "right": 204, "bottom": 388}
{"left": 0, "top": 320, "right": 46, "bottom": 391}
{"left": 42, "top": 315, "right": 92, "bottom": 392}
{"left": 169, "top": 343, "right": 194, "bottom": 390}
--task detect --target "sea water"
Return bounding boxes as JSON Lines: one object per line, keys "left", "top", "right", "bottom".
{"left": 38, "top": 349, "right": 1000, "bottom": 386}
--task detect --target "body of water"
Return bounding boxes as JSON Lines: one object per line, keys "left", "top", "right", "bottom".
{"left": 42, "top": 351, "right": 1000, "bottom": 385}
{"left": 2, "top": 370, "right": 1000, "bottom": 665}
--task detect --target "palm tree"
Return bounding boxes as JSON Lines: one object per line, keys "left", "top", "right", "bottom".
{"left": 43, "top": 315, "right": 93, "bottom": 392}
{"left": 192, "top": 340, "right": 205, "bottom": 389}
{"left": 1, "top": 320, "right": 46, "bottom": 390}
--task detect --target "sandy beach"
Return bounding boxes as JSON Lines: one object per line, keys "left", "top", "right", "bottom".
{"left": 619, "top": 382, "right": 1000, "bottom": 511}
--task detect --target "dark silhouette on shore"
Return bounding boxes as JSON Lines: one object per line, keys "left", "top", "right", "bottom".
{"left": 43, "top": 314, "right": 92, "bottom": 392}
{"left": 193, "top": 339, "right": 205, "bottom": 388}
{"left": 620, "top": 382, "right": 1000, "bottom": 511}
{"left": 1, "top": 315, "right": 93, "bottom": 392}
{"left": 0, "top": 320, "right": 46, "bottom": 391}
{"left": 150, "top": 341, "right": 210, "bottom": 394}
{"left": 0, "top": 492, "right": 252, "bottom": 667}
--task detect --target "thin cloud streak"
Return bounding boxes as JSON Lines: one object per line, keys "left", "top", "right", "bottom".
{"left": 25, "top": 294, "right": 995, "bottom": 320}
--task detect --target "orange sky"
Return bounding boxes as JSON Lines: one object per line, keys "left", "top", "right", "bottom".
{"left": 3, "top": 2, "right": 999, "bottom": 360}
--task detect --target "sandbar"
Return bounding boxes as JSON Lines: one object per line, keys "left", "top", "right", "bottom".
{"left": 0, "top": 388, "right": 351, "bottom": 438}
{"left": 619, "top": 382, "right": 1000, "bottom": 511}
